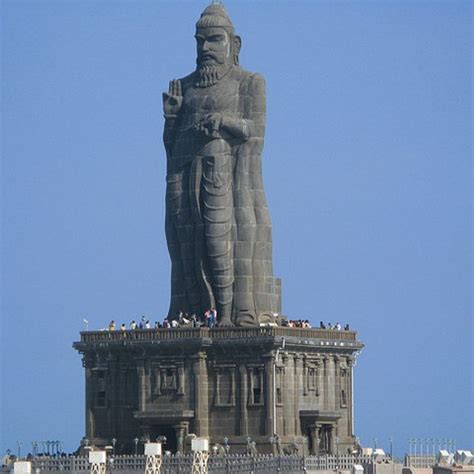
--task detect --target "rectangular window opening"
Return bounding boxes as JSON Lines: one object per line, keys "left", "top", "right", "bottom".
{"left": 97, "top": 391, "right": 106, "bottom": 407}
{"left": 253, "top": 388, "right": 261, "bottom": 404}
{"left": 276, "top": 387, "right": 282, "bottom": 405}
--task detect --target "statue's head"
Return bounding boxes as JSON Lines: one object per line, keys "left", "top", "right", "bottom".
{"left": 195, "top": 4, "right": 241, "bottom": 69}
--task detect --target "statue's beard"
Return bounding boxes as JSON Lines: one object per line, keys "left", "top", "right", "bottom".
{"left": 195, "top": 61, "right": 231, "bottom": 88}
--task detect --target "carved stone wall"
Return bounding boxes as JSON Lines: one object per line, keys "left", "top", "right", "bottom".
{"left": 74, "top": 327, "right": 363, "bottom": 455}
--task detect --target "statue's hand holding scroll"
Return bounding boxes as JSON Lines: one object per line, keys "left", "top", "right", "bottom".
{"left": 163, "top": 80, "right": 183, "bottom": 118}
{"left": 194, "top": 113, "right": 224, "bottom": 138}
{"left": 195, "top": 113, "right": 250, "bottom": 142}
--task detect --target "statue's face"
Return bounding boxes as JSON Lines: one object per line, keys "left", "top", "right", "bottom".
{"left": 195, "top": 26, "right": 231, "bottom": 67}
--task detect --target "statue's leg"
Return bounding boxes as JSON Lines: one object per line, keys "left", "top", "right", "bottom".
{"left": 190, "top": 158, "right": 214, "bottom": 314}
{"left": 165, "top": 214, "right": 183, "bottom": 318}
{"left": 166, "top": 168, "right": 201, "bottom": 317}
{"left": 202, "top": 142, "right": 234, "bottom": 325}
{"left": 165, "top": 172, "right": 185, "bottom": 318}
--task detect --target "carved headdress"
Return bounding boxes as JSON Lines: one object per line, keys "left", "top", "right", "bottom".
{"left": 196, "top": 4, "right": 235, "bottom": 34}
{"left": 196, "top": 3, "right": 241, "bottom": 66}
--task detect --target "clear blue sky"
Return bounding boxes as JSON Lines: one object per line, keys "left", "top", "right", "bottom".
{"left": 1, "top": 0, "right": 472, "bottom": 456}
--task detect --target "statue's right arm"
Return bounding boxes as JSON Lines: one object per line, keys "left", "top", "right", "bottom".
{"left": 163, "top": 79, "right": 183, "bottom": 158}
{"left": 224, "top": 72, "right": 265, "bottom": 142}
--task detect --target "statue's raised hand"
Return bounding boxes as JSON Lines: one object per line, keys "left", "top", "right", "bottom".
{"left": 163, "top": 80, "right": 183, "bottom": 117}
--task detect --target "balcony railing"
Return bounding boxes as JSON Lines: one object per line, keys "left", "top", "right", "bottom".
{"left": 77, "top": 326, "right": 359, "bottom": 344}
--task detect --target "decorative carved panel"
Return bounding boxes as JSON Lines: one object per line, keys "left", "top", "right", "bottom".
{"left": 150, "top": 363, "right": 185, "bottom": 397}
{"left": 248, "top": 365, "right": 264, "bottom": 406}
{"left": 214, "top": 365, "right": 236, "bottom": 407}
{"left": 303, "top": 359, "right": 320, "bottom": 397}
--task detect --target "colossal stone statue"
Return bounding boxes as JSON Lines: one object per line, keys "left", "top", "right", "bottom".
{"left": 163, "top": 3, "right": 280, "bottom": 326}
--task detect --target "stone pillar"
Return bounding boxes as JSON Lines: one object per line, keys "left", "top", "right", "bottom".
{"left": 84, "top": 357, "right": 95, "bottom": 439}
{"left": 330, "top": 424, "right": 337, "bottom": 455}
{"left": 118, "top": 368, "right": 127, "bottom": 406}
{"left": 145, "top": 360, "right": 151, "bottom": 405}
{"left": 315, "top": 424, "right": 322, "bottom": 455}
{"left": 239, "top": 364, "right": 248, "bottom": 435}
{"left": 334, "top": 355, "right": 340, "bottom": 412}
{"left": 309, "top": 424, "right": 318, "bottom": 455}
{"left": 192, "top": 353, "right": 209, "bottom": 437}
{"left": 316, "top": 357, "right": 324, "bottom": 406}
{"left": 160, "top": 368, "right": 166, "bottom": 392}
{"left": 347, "top": 355, "right": 354, "bottom": 437}
{"left": 264, "top": 355, "right": 275, "bottom": 436}
{"left": 282, "top": 353, "right": 292, "bottom": 436}
{"left": 153, "top": 366, "right": 161, "bottom": 397}
{"left": 174, "top": 422, "right": 188, "bottom": 454}
{"left": 303, "top": 356, "right": 308, "bottom": 396}
{"left": 108, "top": 356, "right": 118, "bottom": 437}
{"left": 137, "top": 359, "right": 150, "bottom": 411}
{"left": 137, "top": 360, "right": 146, "bottom": 412}
{"left": 293, "top": 354, "right": 302, "bottom": 435}
{"left": 177, "top": 363, "right": 185, "bottom": 396}
{"left": 323, "top": 355, "right": 332, "bottom": 411}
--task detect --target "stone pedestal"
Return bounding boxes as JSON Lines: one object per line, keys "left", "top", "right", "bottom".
{"left": 74, "top": 326, "right": 363, "bottom": 455}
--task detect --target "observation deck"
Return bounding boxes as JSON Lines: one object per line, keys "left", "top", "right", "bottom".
{"left": 74, "top": 326, "right": 363, "bottom": 353}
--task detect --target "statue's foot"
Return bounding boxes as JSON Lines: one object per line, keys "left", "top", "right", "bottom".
{"left": 217, "top": 319, "right": 234, "bottom": 327}
{"left": 235, "top": 310, "right": 258, "bottom": 327}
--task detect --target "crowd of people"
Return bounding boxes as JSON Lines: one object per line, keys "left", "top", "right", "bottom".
{"left": 106, "top": 310, "right": 219, "bottom": 332}
{"left": 319, "top": 321, "right": 350, "bottom": 330}
{"left": 280, "top": 320, "right": 351, "bottom": 330}
{"left": 103, "top": 314, "right": 351, "bottom": 332}
{"left": 282, "top": 319, "right": 312, "bottom": 328}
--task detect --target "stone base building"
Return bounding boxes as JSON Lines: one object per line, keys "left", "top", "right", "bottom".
{"left": 73, "top": 326, "right": 363, "bottom": 455}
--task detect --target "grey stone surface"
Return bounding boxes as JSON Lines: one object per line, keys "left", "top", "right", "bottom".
{"left": 163, "top": 4, "right": 280, "bottom": 326}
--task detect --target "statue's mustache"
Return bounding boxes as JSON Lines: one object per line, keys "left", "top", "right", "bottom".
{"left": 200, "top": 52, "right": 217, "bottom": 60}
{"left": 197, "top": 52, "right": 224, "bottom": 65}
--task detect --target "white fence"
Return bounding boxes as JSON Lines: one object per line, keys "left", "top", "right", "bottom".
{"left": 305, "top": 454, "right": 373, "bottom": 471}
{"left": 404, "top": 455, "right": 437, "bottom": 468}
{"left": 1, "top": 454, "right": 377, "bottom": 473}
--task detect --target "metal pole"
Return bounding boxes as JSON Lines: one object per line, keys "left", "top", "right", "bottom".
{"left": 134, "top": 438, "right": 139, "bottom": 456}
